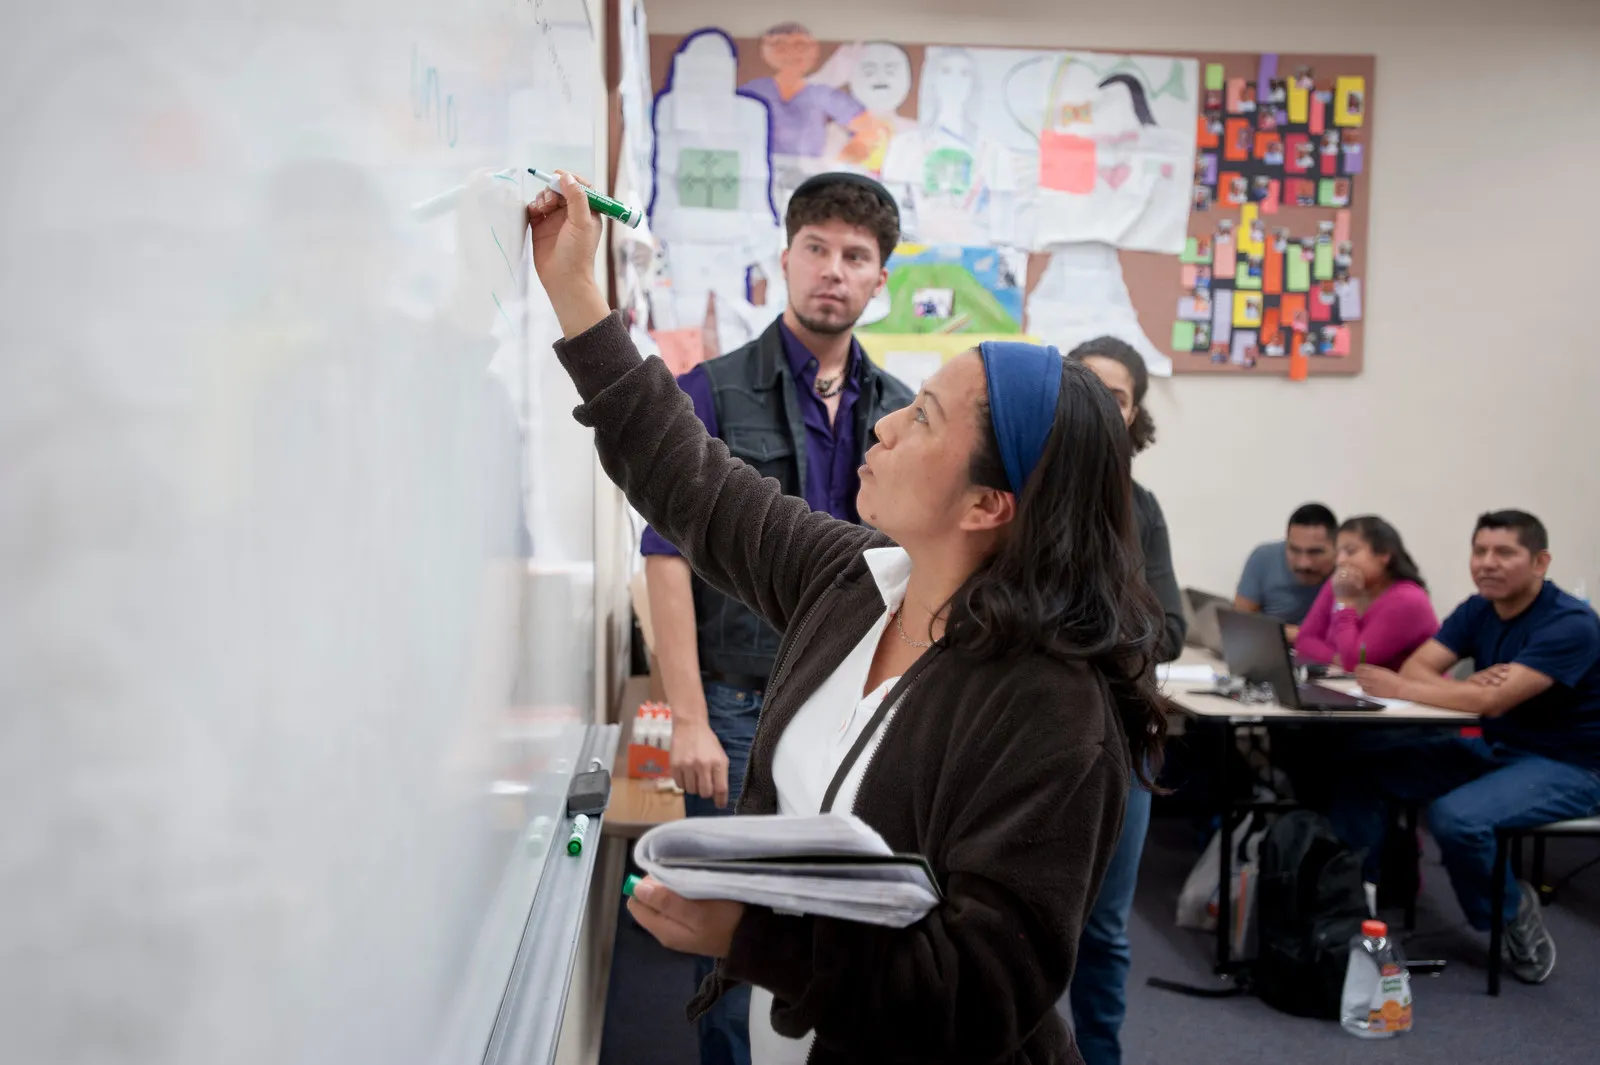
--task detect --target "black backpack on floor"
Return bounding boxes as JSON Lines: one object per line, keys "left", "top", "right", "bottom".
{"left": 1253, "top": 810, "right": 1369, "bottom": 1019}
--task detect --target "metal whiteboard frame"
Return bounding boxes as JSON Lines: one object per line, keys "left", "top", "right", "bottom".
{"left": 481, "top": 722, "right": 619, "bottom": 1065}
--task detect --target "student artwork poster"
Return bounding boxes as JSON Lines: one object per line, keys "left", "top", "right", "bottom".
{"left": 643, "top": 30, "right": 1374, "bottom": 376}
{"left": 1173, "top": 51, "right": 1374, "bottom": 375}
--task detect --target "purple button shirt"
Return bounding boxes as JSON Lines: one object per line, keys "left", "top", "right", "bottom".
{"left": 641, "top": 319, "right": 864, "bottom": 558}
{"left": 740, "top": 78, "right": 864, "bottom": 158}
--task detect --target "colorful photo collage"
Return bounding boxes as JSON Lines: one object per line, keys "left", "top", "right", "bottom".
{"left": 1175, "top": 56, "right": 1366, "bottom": 368}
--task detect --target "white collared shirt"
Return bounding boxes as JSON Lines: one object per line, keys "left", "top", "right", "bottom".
{"left": 752, "top": 546, "right": 912, "bottom": 1065}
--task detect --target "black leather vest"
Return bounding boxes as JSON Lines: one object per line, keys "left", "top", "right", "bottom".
{"left": 693, "top": 320, "right": 914, "bottom": 680}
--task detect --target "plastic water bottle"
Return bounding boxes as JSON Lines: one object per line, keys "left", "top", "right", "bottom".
{"left": 1340, "top": 920, "right": 1412, "bottom": 1038}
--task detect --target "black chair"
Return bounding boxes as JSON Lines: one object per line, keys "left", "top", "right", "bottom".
{"left": 1487, "top": 816, "right": 1600, "bottom": 994}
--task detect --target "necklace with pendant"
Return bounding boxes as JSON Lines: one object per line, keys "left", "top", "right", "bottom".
{"left": 814, "top": 374, "right": 843, "bottom": 400}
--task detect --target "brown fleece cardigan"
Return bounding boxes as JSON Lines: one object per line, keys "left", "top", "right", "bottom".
{"left": 556, "top": 313, "right": 1129, "bottom": 1065}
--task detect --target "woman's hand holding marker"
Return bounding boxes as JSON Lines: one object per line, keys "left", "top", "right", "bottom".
{"left": 526, "top": 170, "right": 610, "bottom": 338}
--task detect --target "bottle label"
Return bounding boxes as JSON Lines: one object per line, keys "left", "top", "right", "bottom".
{"left": 1365, "top": 966, "right": 1413, "bottom": 1032}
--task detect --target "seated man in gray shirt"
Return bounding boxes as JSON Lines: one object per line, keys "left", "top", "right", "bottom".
{"left": 1235, "top": 503, "right": 1338, "bottom": 641}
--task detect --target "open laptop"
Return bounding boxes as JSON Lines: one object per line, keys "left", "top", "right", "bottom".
{"left": 1215, "top": 607, "right": 1385, "bottom": 711}
{"left": 1183, "top": 588, "right": 1230, "bottom": 656}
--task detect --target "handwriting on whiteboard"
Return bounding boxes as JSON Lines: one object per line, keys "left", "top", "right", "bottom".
{"left": 528, "top": 0, "right": 574, "bottom": 106}
{"left": 411, "top": 45, "right": 459, "bottom": 147}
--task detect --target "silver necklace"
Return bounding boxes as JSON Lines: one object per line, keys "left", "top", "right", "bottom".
{"left": 893, "top": 608, "right": 935, "bottom": 649}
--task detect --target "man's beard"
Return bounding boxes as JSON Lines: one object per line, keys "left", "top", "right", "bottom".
{"left": 792, "top": 306, "right": 856, "bottom": 336}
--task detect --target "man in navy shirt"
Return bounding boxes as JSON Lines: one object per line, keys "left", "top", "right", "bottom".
{"left": 641, "top": 172, "right": 913, "bottom": 1065}
{"left": 1340, "top": 510, "right": 1600, "bottom": 984}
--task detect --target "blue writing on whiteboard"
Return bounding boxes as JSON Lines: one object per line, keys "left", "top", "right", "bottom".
{"left": 411, "top": 45, "right": 459, "bottom": 147}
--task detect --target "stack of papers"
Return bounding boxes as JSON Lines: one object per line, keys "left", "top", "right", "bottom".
{"left": 1157, "top": 663, "right": 1218, "bottom": 686}
{"left": 633, "top": 813, "right": 941, "bottom": 928}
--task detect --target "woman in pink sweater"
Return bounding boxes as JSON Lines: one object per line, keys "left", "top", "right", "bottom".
{"left": 1296, "top": 515, "right": 1437, "bottom": 672}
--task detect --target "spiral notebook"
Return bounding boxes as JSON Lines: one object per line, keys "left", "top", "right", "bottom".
{"left": 633, "top": 813, "right": 941, "bottom": 928}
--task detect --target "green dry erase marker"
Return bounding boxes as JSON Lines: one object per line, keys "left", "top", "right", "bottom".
{"left": 623, "top": 873, "right": 642, "bottom": 897}
{"left": 566, "top": 814, "right": 590, "bottom": 856}
{"left": 529, "top": 168, "right": 643, "bottom": 228}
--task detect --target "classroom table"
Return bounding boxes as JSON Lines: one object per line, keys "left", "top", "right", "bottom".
{"left": 1162, "top": 649, "right": 1478, "bottom": 971}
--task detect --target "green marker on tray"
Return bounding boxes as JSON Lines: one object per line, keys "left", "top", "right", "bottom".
{"left": 566, "top": 814, "right": 591, "bottom": 856}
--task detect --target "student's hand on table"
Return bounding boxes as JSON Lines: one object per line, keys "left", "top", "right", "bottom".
{"left": 1354, "top": 664, "right": 1403, "bottom": 698}
{"left": 671, "top": 718, "right": 732, "bottom": 808}
{"left": 1468, "top": 664, "right": 1512, "bottom": 687}
{"left": 627, "top": 876, "right": 745, "bottom": 957}
{"left": 526, "top": 170, "right": 610, "bottom": 336}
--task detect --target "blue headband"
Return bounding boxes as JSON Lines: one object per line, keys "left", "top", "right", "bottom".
{"left": 978, "top": 340, "right": 1063, "bottom": 495}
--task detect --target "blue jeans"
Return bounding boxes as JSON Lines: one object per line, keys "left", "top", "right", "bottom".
{"left": 683, "top": 681, "right": 762, "bottom": 1065}
{"left": 1329, "top": 734, "right": 1600, "bottom": 930}
{"left": 1069, "top": 783, "right": 1152, "bottom": 1065}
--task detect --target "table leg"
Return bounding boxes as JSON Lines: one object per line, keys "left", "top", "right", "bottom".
{"left": 1215, "top": 721, "right": 1234, "bottom": 972}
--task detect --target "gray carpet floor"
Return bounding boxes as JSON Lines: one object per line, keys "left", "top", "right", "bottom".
{"left": 599, "top": 818, "right": 1600, "bottom": 1064}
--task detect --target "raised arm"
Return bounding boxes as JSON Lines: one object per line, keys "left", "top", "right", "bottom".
{"left": 528, "top": 173, "right": 874, "bottom": 630}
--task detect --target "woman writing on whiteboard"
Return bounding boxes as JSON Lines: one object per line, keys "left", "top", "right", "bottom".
{"left": 527, "top": 173, "right": 1171, "bottom": 1065}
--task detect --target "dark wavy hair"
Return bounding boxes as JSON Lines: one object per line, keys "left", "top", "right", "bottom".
{"left": 785, "top": 180, "right": 900, "bottom": 266}
{"left": 947, "top": 357, "right": 1172, "bottom": 786}
{"left": 1340, "top": 515, "right": 1427, "bottom": 590}
{"left": 1066, "top": 336, "right": 1156, "bottom": 454}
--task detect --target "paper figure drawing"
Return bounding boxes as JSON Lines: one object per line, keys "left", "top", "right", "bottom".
{"left": 880, "top": 48, "right": 1018, "bottom": 246}
{"left": 957, "top": 48, "right": 1199, "bottom": 253}
{"left": 651, "top": 30, "right": 778, "bottom": 242}
{"left": 1025, "top": 244, "right": 1173, "bottom": 376}
{"left": 650, "top": 30, "right": 783, "bottom": 342}
{"left": 740, "top": 23, "right": 882, "bottom": 160}
{"left": 824, "top": 41, "right": 915, "bottom": 175}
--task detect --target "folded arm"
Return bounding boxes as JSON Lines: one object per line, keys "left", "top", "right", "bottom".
{"left": 1391, "top": 640, "right": 1553, "bottom": 717}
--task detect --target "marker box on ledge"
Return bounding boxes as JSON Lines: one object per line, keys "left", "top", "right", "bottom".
{"left": 626, "top": 701, "right": 673, "bottom": 779}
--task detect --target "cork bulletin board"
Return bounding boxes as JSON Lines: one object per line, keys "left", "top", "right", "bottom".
{"left": 644, "top": 27, "right": 1374, "bottom": 377}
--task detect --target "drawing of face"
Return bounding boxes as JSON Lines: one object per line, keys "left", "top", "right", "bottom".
{"left": 761, "top": 28, "right": 819, "bottom": 76}
{"left": 850, "top": 42, "right": 911, "bottom": 114}
{"left": 928, "top": 50, "right": 976, "bottom": 117}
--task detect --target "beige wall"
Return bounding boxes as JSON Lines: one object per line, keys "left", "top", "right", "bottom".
{"left": 647, "top": 0, "right": 1600, "bottom": 612}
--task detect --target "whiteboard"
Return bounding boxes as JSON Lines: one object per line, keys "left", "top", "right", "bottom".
{"left": 0, "top": 1, "right": 602, "bottom": 1062}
